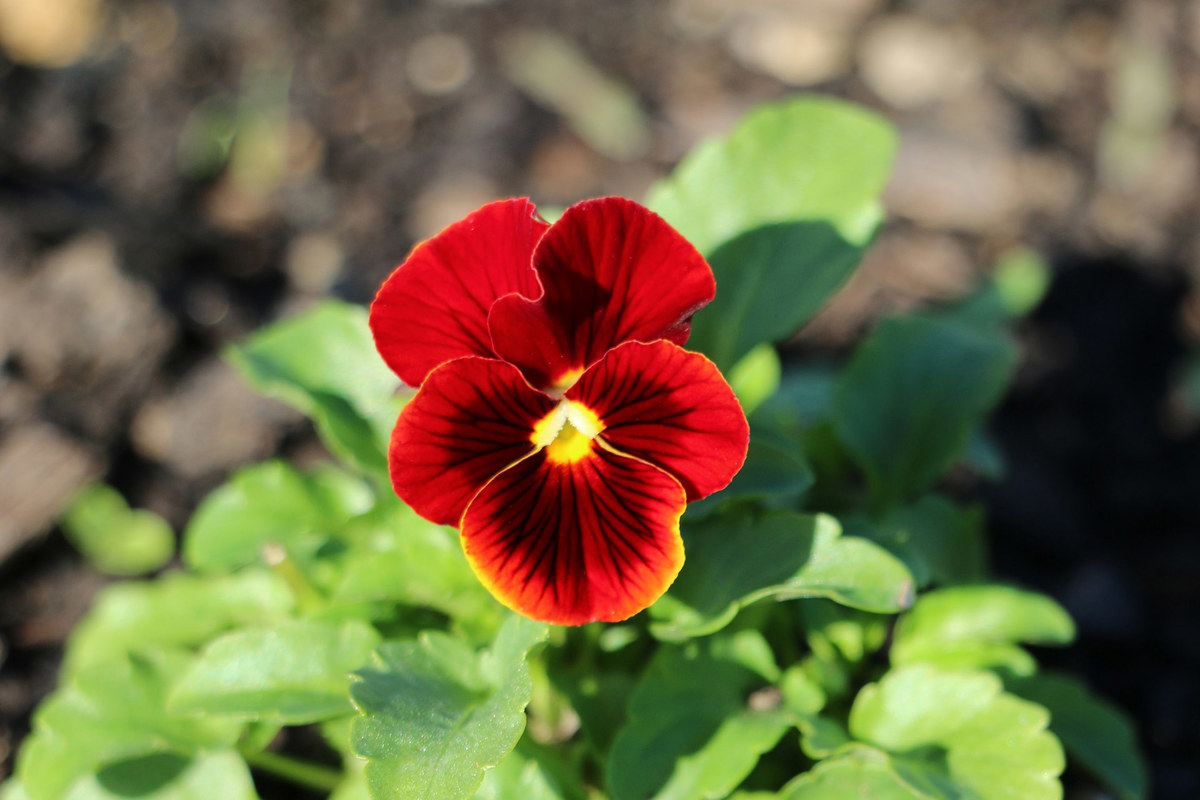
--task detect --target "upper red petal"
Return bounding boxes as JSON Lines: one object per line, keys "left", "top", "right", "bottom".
{"left": 370, "top": 198, "right": 549, "bottom": 387}
{"left": 566, "top": 340, "right": 749, "bottom": 501}
{"left": 388, "top": 357, "right": 556, "bottom": 526}
{"left": 461, "top": 445, "right": 686, "bottom": 625}
{"left": 488, "top": 197, "right": 716, "bottom": 391}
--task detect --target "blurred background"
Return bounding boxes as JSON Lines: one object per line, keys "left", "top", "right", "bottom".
{"left": 1, "top": 0, "right": 1199, "bottom": 796}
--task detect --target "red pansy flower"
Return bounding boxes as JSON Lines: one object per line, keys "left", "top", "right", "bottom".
{"left": 370, "top": 196, "right": 749, "bottom": 625}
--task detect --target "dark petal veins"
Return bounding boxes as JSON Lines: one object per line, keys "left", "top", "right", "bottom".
{"left": 461, "top": 446, "right": 686, "bottom": 625}
{"left": 489, "top": 197, "right": 715, "bottom": 390}
{"left": 388, "top": 357, "right": 556, "bottom": 526}
{"left": 567, "top": 340, "right": 749, "bottom": 501}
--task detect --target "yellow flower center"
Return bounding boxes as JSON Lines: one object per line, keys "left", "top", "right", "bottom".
{"left": 532, "top": 401, "right": 604, "bottom": 464}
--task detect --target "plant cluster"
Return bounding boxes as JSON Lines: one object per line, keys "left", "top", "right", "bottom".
{"left": 3, "top": 97, "right": 1145, "bottom": 800}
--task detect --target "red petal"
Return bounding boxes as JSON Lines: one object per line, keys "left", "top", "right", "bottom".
{"left": 488, "top": 197, "right": 715, "bottom": 391}
{"left": 461, "top": 446, "right": 686, "bottom": 625}
{"left": 389, "top": 357, "right": 556, "bottom": 526}
{"left": 370, "top": 198, "right": 549, "bottom": 387}
{"left": 567, "top": 341, "right": 749, "bottom": 501}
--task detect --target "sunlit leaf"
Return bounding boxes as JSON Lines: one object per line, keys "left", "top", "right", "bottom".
{"left": 651, "top": 510, "right": 913, "bottom": 640}
{"left": 848, "top": 665, "right": 1065, "bottom": 800}
{"left": 647, "top": 97, "right": 895, "bottom": 368}
{"left": 330, "top": 498, "right": 503, "bottom": 639}
{"left": 63, "top": 570, "right": 294, "bottom": 678}
{"left": 16, "top": 650, "right": 242, "bottom": 800}
{"left": 652, "top": 711, "right": 791, "bottom": 800}
{"left": 184, "top": 460, "right": 371, "bottom": 572}
{"left": 891, "top": 585, "right": 1075, "bottom": 670}
{"left": 66, "top": 751, "right": 257, "bottom": 800}
{"left": 781, "top": 747, "right": 921, "bottom": 800}
{"left": 473, "top": 748, "right": 566, "bottom": 800}
{"left": 169, "top": 619, "right": 380, "bottom": 723}
{"left": 61, "top": 484, "right": 174, "bottom": 577}
{"left": 350, "top": 615, "right": 549, "bottom": 800}
{"left": 607, "top": 641, "right": 776, "bottom": 800}
{"left": 727, "top": 343, "right": 782, "bottom": 417}
{"left": 1010, "top": 672, "right": 1147, "bottom": 800}
{"left": 227, "top": 300, "right": 404, "bottom": 475}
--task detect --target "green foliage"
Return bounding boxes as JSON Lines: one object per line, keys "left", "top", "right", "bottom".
{"left": 328, "top": 498, "right": 504, "bottom": 639}
{"left": 350, "top": 615, "right": 548, "bottom": 800}
{"left": 16, "top": 650, "right": 244, "bottom": 800}
{"left": 727, "top": 344, "right": 782, "bottom": 417}
{"left": 473, "top": 749, "right": 567, "bottom": 800}
{"left": 849, "top": 665, "right": 1065, "bottom": 800}
{"left": 647, "top": 96, "right": 896, "bottom": 369}
{"left": 226, "top": 300, "right": 405, "bottom": 474}
{"left": 184, "top": 460, "right": 371, "bottom": 571}
{"left": 1010, "top": 672, "right": 1147, "bottom": 800}
{"left": 833, "top": 316, "right": 1018, "bottom": 508}
{"left": 61, "top": 484, "right": 175, "bottom": 577}
{"left": 607, "top": 638, "right": 784, "bottom": 800}
{"left": 688, "top": 432, "right": 813, "bottom": 518}
{"left": 651, "top": 510, "right": 914, "bottom": 640}
{"left": 12, "top": 93, "right": 1144, "bottom": 800}
{"left": 844, "top": 495, "right": 987, "bottom": 589}
{"left": 63, "top": 569, "right": 294, "bottom": 677}
{"left": 781, "top": 748, "right": 921, "bottom": 799}
{"left": 71, "top": 751, "right": 259, "bottom": 800}
{"left": 891, "top": 585, "right": 1075, "bottom": 675}
{"left": 169, "top": 619, "right": 380, "bottom": 723}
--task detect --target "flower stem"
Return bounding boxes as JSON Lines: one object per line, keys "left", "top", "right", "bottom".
{"left": 240, "top": 747, "right": 344, "bottom": 794}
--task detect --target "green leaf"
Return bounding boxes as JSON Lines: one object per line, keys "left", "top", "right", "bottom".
{"left": 891, "top": 585, "right": 1075, "bottom": 669}
{"left": 844, "top": 495, "right": 986, "bottom": 588}
{"left": 800, "top": 600, "right": 888, "bottom": 665}
{"left": 832, "top": 316, "right": 1017, "bottom": 508}
{"left": 696, "top": 222, "right": 875, "bottom": 369}
{"left": 473, "top": 748, "right": 566, "bottom": 800}
{"left": 67, "top": 751, "right": 259, "bottom": 800}
{"left": 0, "top": 782, "right": 29, "bottom": 800}
{"left": 647, "top": 97, "right": 895, "bottom": 368}
{"left": 650, "top": 510, "right": 914, "bottom": 640}
{"left": 992, "top": 247, "right": 1050, "bottom": 317}
{"left": 687, "top": 432, "right": 813, "bottom": 518}
{"left": 781, "top": 748, "right": 921, "bottom": 800}
{"left": 184, "top": 460, "right": 371, "bottom": 571}
{"left": 554, "top": 668, "right": 637, "bottom": 759}
{"left": 648, "top": 97, "right": 895, "bottom": 255}
{"left": 63, "top": 569, "right": 294, "bottom": 678}
{"left": 61, "top": 484, "right": 174, "bottom": 577}
{"left": 797, "top": 716, "right": 851, "bottom": 760}
{"left": 329, "top": 758, "right": 370, "bottom": 800}
{"left": 350, "top": 615, "right": 549, "bottom": 800}
{"left": 654, "top": 711, "right": 791, "bottom": 800}
{"left": 780, "top": 666, "right": 826, "bottom": 717}
{"left": 169, "top": 619, "right": 380, "bottom": 724}
{"left": 330, "top": 498, "right": 503, "bottom": 638}
{"left": 607, "top": 642, "right": 771, "bottom": 800}
{"left": 727, "top": 344, "right": 781, "bottom": 417}
{"left": 1009, "top": 672, "right": 1147, "bottom": 800}
{"left": 16, "top": 650, "right": 242, "bottom": 800}
{"left": 848, "top": 665, "right": 1065, "bottom": 800}
{"left": 226, "top": 300, "right": 404, "bottom": 475}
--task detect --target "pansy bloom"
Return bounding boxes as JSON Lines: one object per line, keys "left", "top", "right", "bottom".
{"left": 370, "top": 197, "right": 749, "bottom": 625}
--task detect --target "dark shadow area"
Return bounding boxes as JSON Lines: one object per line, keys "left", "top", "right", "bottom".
{"left": 979, "top": 258, "right": 1200, "bottom": 800}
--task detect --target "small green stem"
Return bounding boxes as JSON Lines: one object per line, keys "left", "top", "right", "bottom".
{"left": 240, "top": 747, "right": 343, "bottom": 794}
{"left": 261, "top": 543, "right": 325, "bottom": 612}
